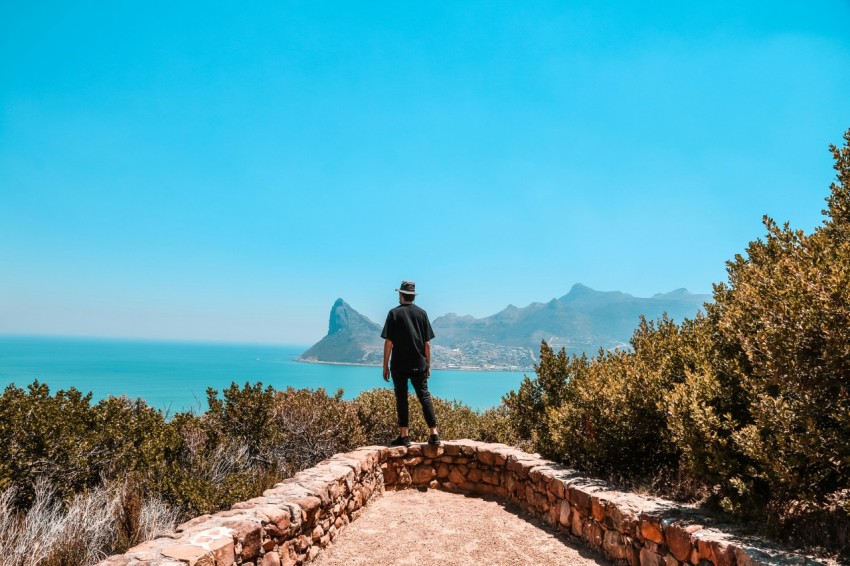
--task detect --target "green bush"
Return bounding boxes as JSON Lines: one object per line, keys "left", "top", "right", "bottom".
{"left": 503, "top": 342, "right": 580, "bottom": 453}
{"left": 503, "top": 129, "right": 850, "bottom": 554}
{"left": 0, "top": 376, "right": 520, "bottom": 565}
{"left": 711, "top": 132, "right": 850, "bottom": 510}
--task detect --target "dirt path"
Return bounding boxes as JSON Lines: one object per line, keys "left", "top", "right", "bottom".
{"left": 314, "top": 488, "right": 612, "bottom": 566}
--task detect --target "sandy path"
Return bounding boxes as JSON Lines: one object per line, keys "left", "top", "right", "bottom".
{"left": 314, "top": 488, "right": 612, "bottom": 566}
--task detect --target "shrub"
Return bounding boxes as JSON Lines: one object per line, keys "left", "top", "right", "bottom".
{"left": 503, "top": 128, "right": 850, "bottom": 555}
{"left": 710, "top": 131, "right": 850, "bottom": 511}
{"left": 503, "top": 342, "right": 580, "bottom": 453}
{"left": 268, "top": 387, "right": 366, "bottom": 475}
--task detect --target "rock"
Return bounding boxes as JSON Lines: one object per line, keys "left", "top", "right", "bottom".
{"left": 448, "top": 467, "right": 466, "bottom": 484}
{"left": 161, "top": 545, "right": 213, "bottom": 566}
{"left": 548, "top": 477, "right": 566, "bottom": 498}
{"left": 422, "top": 444, "right": 444, "bottom": 458}
{"left": 664, "top": 522, "right": 702, "bottom": 562}
{"left": 569, "top": 487, "right": 593, "bottom": 516}
{"left": 443, "top": 443, "right": 463, "bottom": 456}
{"left": 582, "top": 520, "right": 604, "bottom": 548}
{"left": 606, "top": 500, "right": 639, "bottom": 536}
{"left": 260, "top": 551, "right": 281, "bottom": 566}
{"left": 185, "top": 527, "right": 236, "bottom": 564}
{"left": 639, "top": 514, "right": 664, "bottom": 544}
{"left": 477, "top": 449, "right": 496, "bottom": 466}
{"left": 482, "top": 470, "right": 500, "bottom": 485}
{"left": 221, "top": 519, "right": 262, "bottom": 560}
{"left": 175, "top": 515, "right": 214, "bottom": 533}
{"left": 382, "top": 463, "right": 398, "bottom": 485}
{"left": 558, "top": 500, "right": 572, "bottom": 526}
{"left": 286, "top": 496, "right": 322, "bottom": 524}
{"left": 602, "top": 529, "right": 630, "bottom": 561}
{"left": 695, "top": 530, "right": 737, "bottom": 566}
{"left": 591, "top": 496, "right": 606, "bottom": 522}
{"left": 571, "top": 508, "right": 583, "bottom": 537}
{"left": 412, "top": 464, "right": 436, "bottom": 484}
{"left": 387, "top": 446, "right": 408, "bottom": 458}
{"left": 639, "top": 547, "right": 666, "bottom": 566}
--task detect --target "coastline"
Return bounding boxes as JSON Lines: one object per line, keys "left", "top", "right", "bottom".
{"left": 294, "top": 358, "right": 533, "bottom": 373}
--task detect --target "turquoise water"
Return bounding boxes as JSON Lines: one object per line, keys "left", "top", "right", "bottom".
{"left": 0, "top": 336, "right": 530, "bottom": 413}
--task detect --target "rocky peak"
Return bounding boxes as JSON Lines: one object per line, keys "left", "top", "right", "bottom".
{"left": 328, "top": 298, "right": 381, "bottom": 335}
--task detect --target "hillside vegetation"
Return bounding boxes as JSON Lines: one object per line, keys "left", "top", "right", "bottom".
{"left": 2, "top": 130, "right": 848, "bottom": 563}
{"left": 0, "top": 381, "right": 513, "bottom": 565}
{"left": 505, "top": 129, "right": 850, "bottom": 556}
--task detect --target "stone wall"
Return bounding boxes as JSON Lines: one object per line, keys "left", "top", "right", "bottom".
{"left": 98, "top": 441, "right": 821, "bottom": 566}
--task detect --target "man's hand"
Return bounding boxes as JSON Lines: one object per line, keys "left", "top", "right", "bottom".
{"left": 383, "top": 340, "right": 392, "bottom": 382}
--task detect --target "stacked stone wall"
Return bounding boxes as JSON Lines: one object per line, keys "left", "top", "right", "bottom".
{"left": 98, "top": 441, "right": 821, "bottom": 566}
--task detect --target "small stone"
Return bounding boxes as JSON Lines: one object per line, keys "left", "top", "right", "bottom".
{"left": 569, "top": 487, "right": 593, "bottom": 515}
{"left": 602, "top": 529, "right": 629, "bottom": 560}
{"left": 175, "top": 515, "right": 214, "bottom": 533}
{"left": 591, "top": 496, "right": 606, "bottom": 522}
{"left": 639, "top": 547, "right": 666, "bottom": 566}
{"left": 571, "top": 509, "right": 583, "bottom": 537}
{"left": 482, "top": 470, "right": 500, "bottom": 485}
{"left": 664, "top": 522, "right": 702, "bottom": 562}
{"left": 387, "top": 446, "right": 408, "bottom": 458}
{"left": 260, "top": 551, "right": 281, "bottom": 566}
{"left": 477, "top": 449, "right": 496, "bottom": 466}
{"left": 447, "top": 468, "right": 466, "bottom": 484}
{"left": 558, "top": 500, "right": 571, "bottom": 526}
{"left": 422, "top": 444, "right": 444, "bottom": 458}
{"left": 221, "top": 519, "right": 262, "bottom": 560}
{"left": 161, "top": 544, "right": 213, "bottom": 566}
{"left": 548, "top": 477, "right": 566, "bottom": 498}
{"left": 582, "top": 521, "right": 603, "bottom": 547}
{"left": 639, "top": 515, "right": 664, "bottom": 544}
{"left": 412, "top": 464, "right": 436, "bottom": 484}
{"left": 443, "top": 444, "right": 462, "bottom": 456}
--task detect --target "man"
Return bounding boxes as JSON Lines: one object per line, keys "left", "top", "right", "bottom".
{"left": 381, "top": 280, "right": 440, "bottom": 447}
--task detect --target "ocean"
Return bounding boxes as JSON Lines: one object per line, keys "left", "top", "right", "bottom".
{"left": 0, "top": 336, "right": 531, "bottom": 413}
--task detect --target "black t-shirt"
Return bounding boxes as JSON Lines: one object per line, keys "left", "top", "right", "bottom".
{"left": 381, "top": 303, "right": 435, "bottom": 374}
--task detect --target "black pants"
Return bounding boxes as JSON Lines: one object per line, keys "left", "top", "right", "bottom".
{"left": 391, "top": 372, "right": 438, "bottom": 428}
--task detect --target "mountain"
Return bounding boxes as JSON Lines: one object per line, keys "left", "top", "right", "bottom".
{"left": 432, "top": 283, "right": 710, "bottom": 356}
{"left": 298, "top": 285, "right": 711, "bottom": 370}
{"left": 298, "top": 299, "right": 385, "bottom": 365}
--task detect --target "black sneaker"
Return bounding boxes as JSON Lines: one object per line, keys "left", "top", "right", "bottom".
{"left": 389, "top": 435, "right": 411, "bottom": 447}
{"left": 428, "top": 434, "right": 441, "bottom": 446}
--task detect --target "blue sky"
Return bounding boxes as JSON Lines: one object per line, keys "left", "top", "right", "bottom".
{"left": 2, "top": 1, "right": 849, "bottom": 344}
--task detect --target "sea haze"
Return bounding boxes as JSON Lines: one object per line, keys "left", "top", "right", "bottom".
{"left": 0, "top": 336, "right": 528, "bottom": 412}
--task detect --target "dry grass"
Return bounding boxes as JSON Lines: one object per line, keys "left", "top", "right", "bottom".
{"left": 0, "top": 479, "right": 179, "bottom": 566}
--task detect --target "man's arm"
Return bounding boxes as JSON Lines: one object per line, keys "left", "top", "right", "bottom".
{"left": 383, "top": 339, "right": 393, "bottom": 381}
{"left": 425, "top": 341, "right": 431, "bottom": 377}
